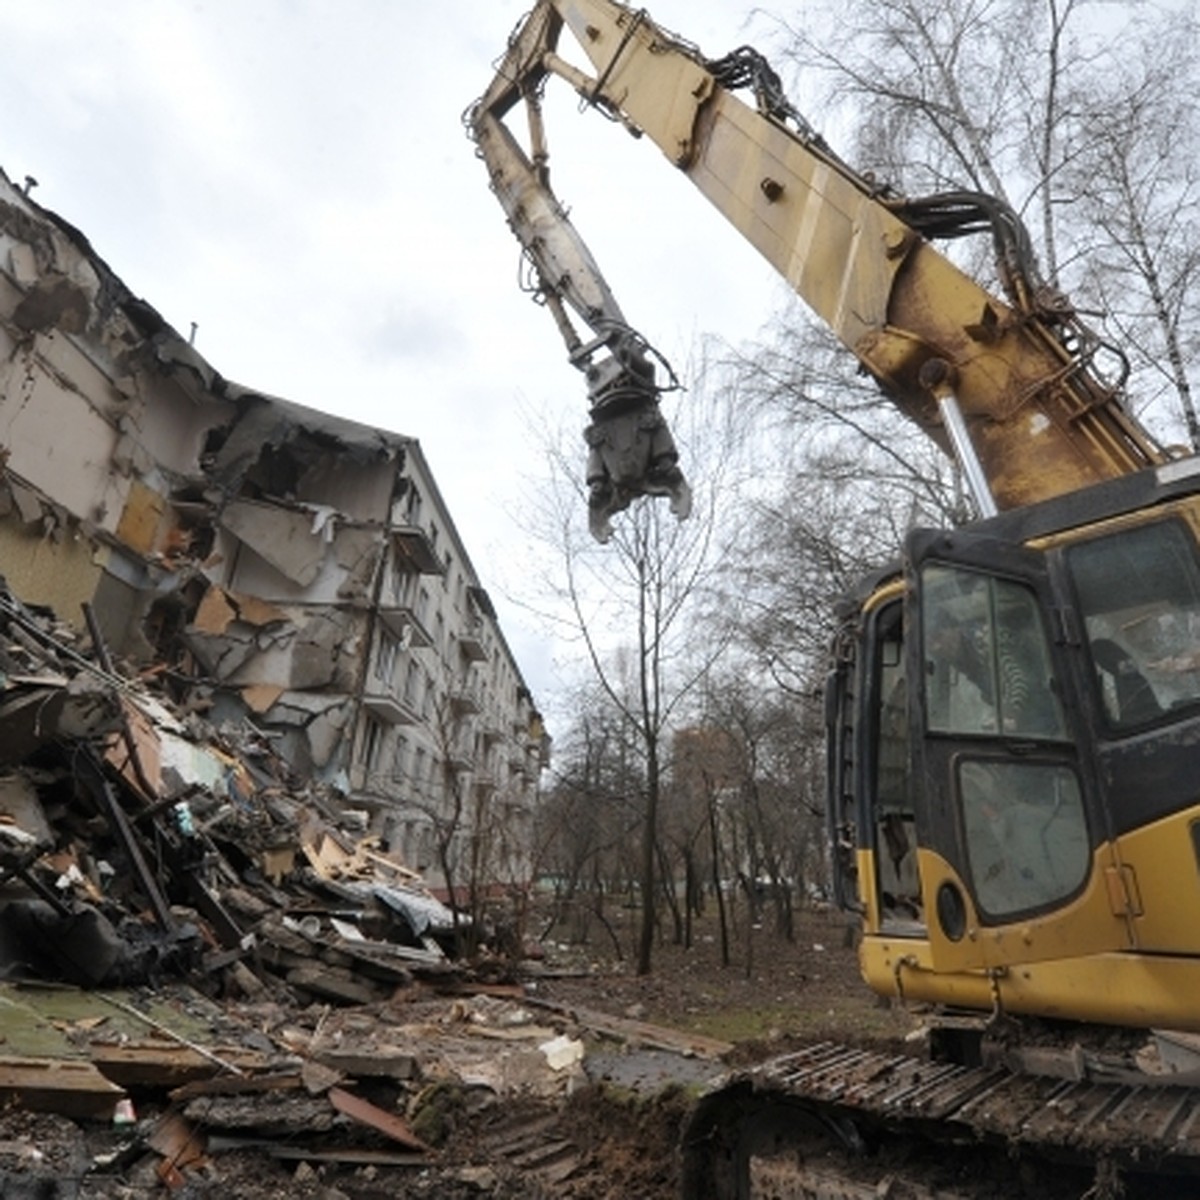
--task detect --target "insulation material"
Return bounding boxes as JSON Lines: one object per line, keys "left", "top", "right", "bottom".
{"left": 114, "top": 479, "right": 168, "bottom": 555}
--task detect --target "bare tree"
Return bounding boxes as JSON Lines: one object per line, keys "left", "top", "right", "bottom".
{"left": 533, "top": 680, "right": 642, "bottom": 957}
{"left": 1060, "top": 20, "right": 1200, "bottom": 448}
{"left": 771, "top": 0, "right": 1200, "bottom": 442}
{"left": 704, "top": 317, "right": 963, "bottom": 696}
{"left": 519, "top": 369, "right": 745, "bottom": 974}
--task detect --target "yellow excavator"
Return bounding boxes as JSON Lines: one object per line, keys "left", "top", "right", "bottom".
{"left": 470, "top": 3, "right": 1200, "bottom": 1195}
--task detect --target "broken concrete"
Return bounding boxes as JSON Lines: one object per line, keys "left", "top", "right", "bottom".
{"left": 0, "top": 163, "right": 549, "bottom": 894}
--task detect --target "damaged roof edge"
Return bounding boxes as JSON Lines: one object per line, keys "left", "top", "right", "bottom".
{"left": 3, "top": 165, "right": 420, "bottom": 461}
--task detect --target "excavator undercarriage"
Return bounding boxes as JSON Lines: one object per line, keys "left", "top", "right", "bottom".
{"left": 683, "top": 1036, "right": 1200, "bottom": 1199}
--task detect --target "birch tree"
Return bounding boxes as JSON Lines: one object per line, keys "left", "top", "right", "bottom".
{"left": 773, "top": 0, "right": 1200, "bottom": 442}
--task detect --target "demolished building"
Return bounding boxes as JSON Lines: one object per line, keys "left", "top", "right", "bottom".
{"left": 0, "top": 165, "right": 547, "bottom": 893}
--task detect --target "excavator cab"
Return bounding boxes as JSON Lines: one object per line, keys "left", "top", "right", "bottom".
{"left": 828, "top": 461, "right": 1200, "bottom": 1029}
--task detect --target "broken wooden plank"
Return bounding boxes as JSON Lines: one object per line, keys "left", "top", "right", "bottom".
{"left": 270, "top": 1145, "right": 427, "bottom": 1167}
{"left": 327, "top": 1085, "right": 428, "bottom": 1151}
{"left": 0, "top": 1055, "right": 126, "bottom": 1120}
{"left": 286, "top": 964, "right": 390, "bottom": 1006}
{"left": 523, "top": 997, "right": 733, "bottom": 1060}
{"left": 146, "top": 1111, "right": 208, "bottom": 1171}
{"left": 93, "top": 994, "right": 247, "bottom": 1076}
{"left": 91, "top": 1041, "right": 274, "bottom": 1089}
{"left": 425, "top": 980, "right": 527, "bottom": 1000}
{"left": 205, "top": 1136, "right": 425, "bottom": 1167}
{"left": 311, "top": 1048, "right": 416, "bottom": 1082}
{"left": 299, "top": 1058, "right": 343, "bottom": 1094}
{"left": 169, "top": 1071, "right": 303, "bottom": 1103}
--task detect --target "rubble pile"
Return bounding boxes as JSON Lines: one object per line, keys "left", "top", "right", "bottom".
{"left": 0, "top": 582, "right": 727, "bottom": 1197}
{"left": 0, "top": 579, "right": 465, "bottom": 1002}
{"left": 0, "top": 580, "right": 518, "bottom": 1192}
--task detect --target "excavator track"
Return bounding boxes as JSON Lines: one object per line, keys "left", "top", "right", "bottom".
{"left": 682, "top": 1041, "right": 1200, "bottom": 1199}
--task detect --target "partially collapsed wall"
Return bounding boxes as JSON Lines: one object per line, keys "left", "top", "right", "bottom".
{"left": 0, "top": 167, "right": 546, "bottom": 876}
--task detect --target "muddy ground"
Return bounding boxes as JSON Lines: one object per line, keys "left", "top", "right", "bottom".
{"left": 4, "top": 905, "right": 918, "bottom": 1199}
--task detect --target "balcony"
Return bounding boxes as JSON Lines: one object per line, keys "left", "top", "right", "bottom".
{"left": 445, "top": 743, "right": 474, "bottom": 773}
{"left": 468, "top": 585, "right": 497, "bottom": 619}
{"left": 377, "top": 606, "right": 433, "bottom": 649}
{"left": 392, "top": 526, "right": 444, "bottom": 575}
{"left": 456, "top": 623, "right": 487, "bottom": 663}
{"left": 450, "top": 685, "right": 483, "bottom": 716}
{"left": 361, "top": 688, "right": 420, "bottom": 725}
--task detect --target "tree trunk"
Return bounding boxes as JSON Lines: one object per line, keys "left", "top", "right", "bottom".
{"left": 707, "top": 793, "right": 730, "bottom": 968}
{"left": 637, "top": 745, "right": 660, "bottom": 974}
{"left": 656, "top": 837, "right": 683, "bottom": 945}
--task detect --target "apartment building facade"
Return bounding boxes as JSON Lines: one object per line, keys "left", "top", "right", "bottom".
{"left": 0, "top": 167, "right": 546, "bottom": 888}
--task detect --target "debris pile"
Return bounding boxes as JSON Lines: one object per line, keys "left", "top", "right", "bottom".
{"left": 0, "top": 582, "right": 726, "bottom": 1196}
{"left": 0, "top": 981, "right": 607, "bottom": 1196}
{"left": 0, "top": 577, "right": 478, "bottom": 1183}
{"left": 0, "top": 579, "right": 463, "bottom": 1005}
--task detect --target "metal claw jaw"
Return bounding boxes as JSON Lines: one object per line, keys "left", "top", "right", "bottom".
{"left": 584, "top": 401, "right": 693, "bottom": 543}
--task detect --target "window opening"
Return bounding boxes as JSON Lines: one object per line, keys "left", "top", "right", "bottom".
{"left": 360, "top": 715, "right": 384, "bottom": 773}
{"left": 376, "top": 631, "right": 398, "bottom": 685}
{"left": 1067, "top": 519, "right": 1200, "bottom": 729}
{"left": 923, "top": 566, "right": 1066, "bottom": 739}
{"left": 392, "top": 735, "right": 409, "bottom": 781}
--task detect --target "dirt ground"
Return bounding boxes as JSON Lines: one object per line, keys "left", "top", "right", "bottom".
{"left": 532, "top": 903, "right": 908, "bottom": 1054}
{"left": 2, "top": 905, "right": 914, "bottom": 1199}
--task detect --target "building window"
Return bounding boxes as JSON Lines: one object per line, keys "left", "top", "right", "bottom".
{"left": 392, "top": 735, "right": 408, "bottom": 781}
{"left": 404, "top": 659, "right": 421, "bottom": 708}
{"left": 394, "top": 567, "right": 415, "bottom": 607}
{"left": 376, "top": 631, "right": 398, "bottom": 686}
{"left": 360, "top": 714, "right": 385, "bottom": 773}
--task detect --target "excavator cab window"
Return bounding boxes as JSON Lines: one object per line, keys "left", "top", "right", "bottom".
{"left": 956, "top": 759, "right": 1089, "bottom": 918}
{"left": 1066, "top": 517, "right": 1200, "bottom": 730}
{"left": 920, "top": 564, "right": 1089, "bottom": 921}
{"left": 869, "top": 601, "right": 924, "bottom": 932}
{"left": 922, "top": 566, "right": 1067, "bottom": 740}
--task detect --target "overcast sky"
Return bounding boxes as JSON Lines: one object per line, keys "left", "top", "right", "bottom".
{"left": 0, "top": 1, "right": 792, "bottom": 719}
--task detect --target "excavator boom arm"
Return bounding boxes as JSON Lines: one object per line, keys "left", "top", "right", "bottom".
{"left": 471, "top": 0, "right": 1164, "bottom": 520}
{"left": 469, "top": 5, "right": 692, "bottom": 542}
